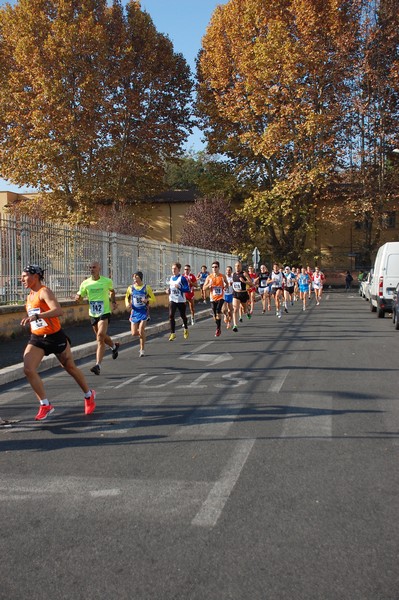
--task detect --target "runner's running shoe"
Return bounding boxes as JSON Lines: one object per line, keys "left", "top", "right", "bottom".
{"left": 90, "top": 364, "right": 101, "bottom": 376}
{"left": 84, "top": 390, "right": 96, "bottom": 415}
{"left": 35, "top": 404, "right": 54, "bottom": 421}
{"left": 183, "top": 328, "right": 189, "bottom": 340}
{"left": 169, "top": 333, "right": 176, "bottom": 341}
{"left": 139, "top": 349, "right": 145, "bottom": 357}
{"left": 232, "top": 325, "right": 238, "bottom": 332}
{"left": 112, "top": 342, "right": 120, "bottom": 359}
{"left": 247, "top": 313, "right": 251, "bottom": 319}
{"left": 215, "top": 329, "right": 221, "bottom": 337}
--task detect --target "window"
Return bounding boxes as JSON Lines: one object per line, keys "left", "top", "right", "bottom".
{"left": 383, "top": 211, "right": 396, "bottom": 229}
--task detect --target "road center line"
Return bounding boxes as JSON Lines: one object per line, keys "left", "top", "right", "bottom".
{"left": 191, "top": 438, "right": 255, "bottom": 529}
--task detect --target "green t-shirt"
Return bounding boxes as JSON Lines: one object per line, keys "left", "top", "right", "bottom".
{"left": 78, "top": 275, "right": 114, "bottom": 317}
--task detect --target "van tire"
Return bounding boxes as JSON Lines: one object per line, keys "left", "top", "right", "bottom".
{"left": 370, "top": 302, "right": 377, "bottom": 312}
{"left": 395, "top": 317, "right": 399, "bottom": 330}
{"left": 377, "top": 307, "right": 385, "bottom": 318}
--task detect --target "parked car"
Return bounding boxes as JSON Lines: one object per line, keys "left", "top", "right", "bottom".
{"left": 369, "top": 242, "right": 399, "bottom": 317}
{"left": 360, "top": 271, "right": 373, "bottom": 301}
{"left": 392, "top": 283, "right": 399, "bottom": 329}
{"left": 359, "top": 272, "right": 368, "bottom": 298}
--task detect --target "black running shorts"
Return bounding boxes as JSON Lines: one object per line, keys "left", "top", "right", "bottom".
{"left": 28, "top": 329, "right": 70, "bottom": 356}
{"left": 90, "top": 313, "right": 111, "bottom": 326}
{"left": 233, "top": 291, "right": 249, "bottom": 303}
{"left": 211, "top": 299, "right": 225, "bottom": 316}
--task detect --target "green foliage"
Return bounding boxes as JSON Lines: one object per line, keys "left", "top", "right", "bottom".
{"left": 165, "top": 151, "right": 247, "bottom": 201}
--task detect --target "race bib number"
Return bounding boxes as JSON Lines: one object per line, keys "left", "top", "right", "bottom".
{"left": 133, "top": 296, "right": 145, "bottom": 307}
{"left": 212, "top": 286, "right": 222, "bottom": 296}
{"left": 233, "top": 282, "right": 242, "bottom": 292}
{"left": 171, "top": 287, "right": 179, "bottom": 296}
{"left": 90, "top": 300, "right": 104, "bottom": 317}
{"left": 28, "top": 308, "right": 46, "bottom": 331}
{"left": 260, "top": 280, "right": 267, "bottom": 287}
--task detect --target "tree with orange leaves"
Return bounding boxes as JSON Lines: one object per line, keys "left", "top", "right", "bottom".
{"left": 196, "top": 0, "right": 364, "bottom": 263}
{"left": 0, "top": 0, "right": 193, "bottom": 224}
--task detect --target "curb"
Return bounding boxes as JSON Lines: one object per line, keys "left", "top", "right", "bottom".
{"left": 0, "top": 308, "right": 212, "bottom": 387}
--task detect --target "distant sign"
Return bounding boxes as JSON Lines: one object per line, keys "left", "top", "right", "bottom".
{"left": 252, "top": 247, "right": 260, "bottom": 267}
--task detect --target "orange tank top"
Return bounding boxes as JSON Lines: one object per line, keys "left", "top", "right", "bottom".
{"left": 210, "top": 274, "right": 225, "bottom": 301}
{"left": 26, "top": 286, "right": 61, "bottom": 336}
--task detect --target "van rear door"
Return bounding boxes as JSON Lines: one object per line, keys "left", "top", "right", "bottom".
{"left": 385, "top": 253, "right": 399, "bottom": 297}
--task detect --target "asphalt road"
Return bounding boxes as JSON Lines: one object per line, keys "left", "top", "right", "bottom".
{"left": 0, "top": 291, "right": 398, "bottom": 600}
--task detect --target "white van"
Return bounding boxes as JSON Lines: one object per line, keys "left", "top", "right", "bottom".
{"left": 370, "top": 242, "right": 399, "bottom": 317}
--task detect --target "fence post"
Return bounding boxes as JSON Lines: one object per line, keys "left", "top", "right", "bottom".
{"left": 110, "top": 231, "right": 118, "bottom": 283}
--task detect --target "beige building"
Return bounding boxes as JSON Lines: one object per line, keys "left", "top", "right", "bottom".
{"left": 0, "top": 189, "right": 195, "bottom": 245}
{"left": 2, "top": 189, "right": 399, "bottom": 272}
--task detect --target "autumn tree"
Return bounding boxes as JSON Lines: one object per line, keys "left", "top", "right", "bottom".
{"left": 180, "top": 195, "right": 248, "bottom": 253}
{"left": 337, "top": 0, "right": 399, "bottom": 266}
{"left": 196, "top": 0, "right": 362, "bottom": 264}
{"left": 165, "top": 151, "right": 248, "bottom": 201}
{"left": 0, "top": 0, "right": 193, "bottom": 223}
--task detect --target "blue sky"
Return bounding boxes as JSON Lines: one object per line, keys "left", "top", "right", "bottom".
{"left": 0, "top": 0, "right": 228, "bottom": 192}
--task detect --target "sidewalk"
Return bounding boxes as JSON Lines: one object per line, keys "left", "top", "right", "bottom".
{"left": 0, "top": 303, "right": 211, "bottom": 386}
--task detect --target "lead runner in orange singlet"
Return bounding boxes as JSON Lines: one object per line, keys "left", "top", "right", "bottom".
{"left": 21, "top": 265, "right": 96, "bottom": 421}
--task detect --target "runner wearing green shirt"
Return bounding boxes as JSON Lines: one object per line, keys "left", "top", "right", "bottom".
{"left": 75, "top": 261, "right": 120, "bottom": 375}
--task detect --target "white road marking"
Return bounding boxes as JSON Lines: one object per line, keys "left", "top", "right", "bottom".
{"left": 191, "top": 438, "right": 255, "bottom": 529}
{"left": 90, "top": 489, "right": 121, "bottom": 497}
{"left": 113, "top": 373, "right": 147, "bottom": 389}
{"left": 181, "top": 352, "right": 233, "bottom": 365}
{"left": 268, "top": 370, "right": 289, "bottom": 393}
{"left": 193, "top": 341, "right": 215, "bottom": 353}
{"left": 176, "top": 372, "right": 209, "bottom": 389}
{"left": 0, "top": 475, "right": 211, "bottom": 520}
{"left": 145, "top": 372, "right": 183, "bottom": 388}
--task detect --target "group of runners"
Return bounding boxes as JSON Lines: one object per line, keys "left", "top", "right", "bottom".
{"left": 16, "top": 260, "right": 325, "bottom": 422}
{"left": 173, "top": 261, "right": 326, "bottom": 335}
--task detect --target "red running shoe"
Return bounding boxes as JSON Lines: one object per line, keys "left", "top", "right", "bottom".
{"left": 84, "top": 390, "right": 96, "bottom": 415}
{"left": 215, "top": 329, "right": 221, "bottom": 337}
{"left": 35, "top": 404, "right": 55, "bottom": 421}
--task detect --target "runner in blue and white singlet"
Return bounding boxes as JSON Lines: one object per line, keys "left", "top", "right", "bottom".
{"left": 167, "top": 262, "right": 190, "bottom": 340}
{"left": 283, "top": 266, "right": 296, "bottom": 313}
{"left": 125, "top": 271, "right": 156, "bottom": 356}
{"left": 298, "top": 267, "right": 311, "bottom": 311}
{"left": 267, "top": 264, "right": 284, "bottom": 318}
{"left": 222, "top": 265, "right": 234, "bottom": 329}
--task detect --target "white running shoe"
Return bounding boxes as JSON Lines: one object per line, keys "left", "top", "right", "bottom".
{"left": 191, "top": 316, "right": 195, "bottom": 325}
{"left": 139, "top": 349, "right": 145, "bottom": 357}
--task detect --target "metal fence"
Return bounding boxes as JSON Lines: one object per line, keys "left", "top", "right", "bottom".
{"left": 0, "top": 214, "right": 238, "bottom": 304}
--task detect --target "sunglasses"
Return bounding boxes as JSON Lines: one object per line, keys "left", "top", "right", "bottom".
{"left": 23, "top": 265, "right": 43, "bottom": 275}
